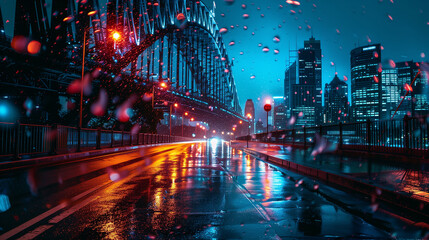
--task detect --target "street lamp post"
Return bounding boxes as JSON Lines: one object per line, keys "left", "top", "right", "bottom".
{"left": 182, "top": 112, "right": 188, "bottom": 137}
{"left": 246, "top": 113, "right": 252, "bottom": 148}
{"left": 77, "top": 21, "right": 120, "bottom": 152}
{"left": 169, "top": 103, "right": 178, "bottom": 136}
{"left": 78, "top": 29, "right": 87, "bottom": 148}
{"left": 264, "top": 100, "right": 272, "bottom": 142}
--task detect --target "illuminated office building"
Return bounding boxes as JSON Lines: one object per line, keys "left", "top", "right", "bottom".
{"left": 350, "top": 44, "right": 382, "bottom": 122}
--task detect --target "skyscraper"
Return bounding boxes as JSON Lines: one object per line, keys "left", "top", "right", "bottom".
{"left": 284, "top": 61, "right": 297, "bottom": 118}
{"left": 244, "top": 99, "right": 255, "bottom": 133}
{"left": 273, "top": 96, "right": 286, "bottom": 130}
{"left": 324, "top": 74, "right": 349, "bottom": 123}
{"left": 292, "top": 36, "right": 322, "bottom": 126}
{"left": 381, "top": 68, "right": 401, "bottom": 119}
{"left": 350, "top": 44, "right": 382, "bottom": 122}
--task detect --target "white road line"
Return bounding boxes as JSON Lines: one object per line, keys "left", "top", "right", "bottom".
{"left": 49, "top": 195, "right": 100, "bottom": 224}
{"left": 0, "top": 145, "right": 182, "bottom": 240}
{"left": 16, "top": 225, "right": 53, "bottom": 240}
{"left": 0, "top": 203, "right": 67, "bottom": 240}
{"left": 0, "top": 183, "right": 107, "bottom": 240}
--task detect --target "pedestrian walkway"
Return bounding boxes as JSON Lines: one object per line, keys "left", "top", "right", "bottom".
{"left": 232, "top": 141, "right": 429, "bottom": 219}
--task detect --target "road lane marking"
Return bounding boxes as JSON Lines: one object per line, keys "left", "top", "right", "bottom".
{"left": 49, "top": 195, "right": 100, "bottom": 224}
{"left": 0, "top": 144, "right": 188, "bottom": 239}
{"left": 16, "top": 225, "right": 53, "bottom": 240}
{"left": 0, "top": 183, "right": 106, "bottom": 240}
{"left": 0, "top": 203, "right": 66, "bottom": 240}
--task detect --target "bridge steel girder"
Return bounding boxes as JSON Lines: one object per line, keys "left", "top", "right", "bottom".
{"left": 6, "top": 0, "right": 244, "bottom": 122}
{"left": 99, "top": 0, "right": 242, "bottom": 117}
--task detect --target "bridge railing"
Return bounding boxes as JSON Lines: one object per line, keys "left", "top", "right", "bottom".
{"left": 237, "top": 115, "right": 429, "bottom": 157}
{"left": 0, "top": 122, "right": 193, "bottom": 160}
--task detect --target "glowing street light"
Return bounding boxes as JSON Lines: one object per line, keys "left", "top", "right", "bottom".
{"left": 112, "top": 31, "right": 121, "bottom": 41}
{"left": 160, "top": 82, "right": 167, "bottom": 89}
{"left": 246, "top": 113, "right": 252, "bottom": 148}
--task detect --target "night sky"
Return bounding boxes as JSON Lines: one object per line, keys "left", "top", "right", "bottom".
{"left": 210, "top": 0, "right": 429, "bottom": 122}
{"left": 1, "top": 0, "right": 428, "bottom": 123}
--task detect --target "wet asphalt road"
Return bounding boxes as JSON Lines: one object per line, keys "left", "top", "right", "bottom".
{"left": 0, "top": 140, "right": 420, "bottom": 239}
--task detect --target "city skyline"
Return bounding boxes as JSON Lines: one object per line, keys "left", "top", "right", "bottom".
{"left": 212, "top": 0, "right": 429, "bottom": 122}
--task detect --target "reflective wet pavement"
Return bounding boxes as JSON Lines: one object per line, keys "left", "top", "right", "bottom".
{"left": 0, "top": 140, "right": 426, "bottom": 239}
{"left": 237, "top": 141, "right": 429, "bottom": 202}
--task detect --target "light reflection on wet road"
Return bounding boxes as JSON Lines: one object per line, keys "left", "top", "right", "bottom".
{"left": 0, "top": 140, "right": 414, "bottom": 239}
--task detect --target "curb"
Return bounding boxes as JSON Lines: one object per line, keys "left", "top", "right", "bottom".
{"left": 0, "top": 141, "right": 198, "bottom": 172}
{"left": 242, "top": 148, "right": 429, "bottom": 222}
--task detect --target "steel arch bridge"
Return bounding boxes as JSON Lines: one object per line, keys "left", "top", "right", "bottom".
{"left": 1, "top": 0, "right": 244, "bottom": 128}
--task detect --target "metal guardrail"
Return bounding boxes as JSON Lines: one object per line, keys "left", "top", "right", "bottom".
{"left": 237, "top": 115, "right": 429, "bottom": 157}
{"left": 0, "top": 122, "right": 193, "bottom": 160}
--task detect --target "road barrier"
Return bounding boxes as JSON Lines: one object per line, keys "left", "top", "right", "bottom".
{"left": 237, "top": 115, "right": 429, "bottom": 157}
{"left": 0, "top": 122, "right": 192, "bottom": 160}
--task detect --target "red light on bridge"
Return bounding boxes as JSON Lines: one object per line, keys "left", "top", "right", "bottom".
{"left": 404, "top": 84, "right": 413, "bottom": 92}
{"left": 87, "top": 11, "right": 97, "bottom": 16}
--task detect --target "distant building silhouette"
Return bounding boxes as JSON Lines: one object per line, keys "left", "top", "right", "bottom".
{"left": 292, "top": 36, "right": 322, "bottom": 126}
{"left": 350, "top": 44, "right": 382, "bottom": 122}
{"left": 324, "top": 74, "right": 349, "bottom": 124}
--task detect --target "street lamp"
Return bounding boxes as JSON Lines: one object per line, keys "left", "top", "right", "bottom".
{"left": 169, "top": 102, "right": 178, "bottom": 136}
{"left": 182, "top": 112, "right": 188, "bottom": 137}
{"left": 246, "top": 113, "right": 252, "bottom": 148}
{"left": 264, "top": 100, "right": 272, "bottom": 141}
{"left": 77, "top": 14, "right": 120, "bottom": 151}
{"left": 112, "top": 32, "right": 121, "bottom": 40}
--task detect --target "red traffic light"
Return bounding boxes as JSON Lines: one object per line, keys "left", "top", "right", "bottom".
{"left": 264, "top": 104, "right": 272, "bottom": 112}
